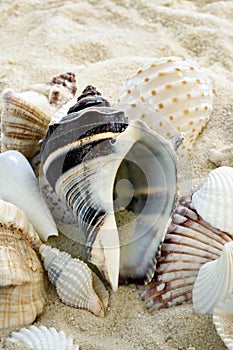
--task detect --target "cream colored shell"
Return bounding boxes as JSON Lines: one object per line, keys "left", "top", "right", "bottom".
{"left": 9, "top": 325, "right": 79, "bottom": 350}
{"left": 213, "top": 295, "right": 233, "bottom": 350}
{"left": 117, "top": 56, "right": 213, "bottom": 150}
{"left": 0, "top": 198, "right": 46, "bottom": 328}
{"left": 40, "top": 244, "right": 109, "bottom": 317}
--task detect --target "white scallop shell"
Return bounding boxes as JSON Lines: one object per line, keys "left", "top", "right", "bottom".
{"left": 40, "top": 244, "right": 109, "bottom": 317}
{"left": 9, "top": 326, "right": 79, "bottom": 350}
{"left": 0, "top": 150, "right": 58, "bottom": 241}
{"left": 116, "top": 56, "right": 213, "bottom": 150}
{"left": 192, "top": 166, "right": 233, "bottom": 235}
{"left": 193, "top": 241, "right": 233, "bottom": 314}
{"left": 213, "top": 295, "right": 233, "bottom": 350}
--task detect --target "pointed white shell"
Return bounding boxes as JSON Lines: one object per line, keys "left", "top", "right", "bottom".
{"left": 213, "top": 295, "right": 233, "bottom": 350}
{"left": 117, "top": 56, "right": 213, "bottom": 150}
{"left": 192, "top": 166, "right": 233, "bottom": 235}
{"left": 0, "top": 150, "right": 58, "bottom": 241}
{"left": 40, "top": 244, "right": 109, "bottom": 317}
{"left": 193, "top": 241, "right": 233, "bottom": 314}
{"left": 9, "top": 326, "right": 79, "bottom": 350}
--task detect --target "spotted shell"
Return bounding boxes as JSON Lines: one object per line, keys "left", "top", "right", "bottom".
{"left": 1, "top": 72, "right": 76, "bottom": 158}
{"left": 0, "top": 198, "right": 46, "bottom": 328}
{"left": 139, "top": 196, "right": 233, "bottom": 310}
{"left": 0, "top": 150, "right": 58, "bottom": 241}
{"left": 117, "top": 56, "right": 213, "bottom": 150}
{"left": 40, "top": 85, "right": 179, "bottom": 291}
{"left": 9, "top": 325, "right": 79, "bottom": 350}
{"left": 40, "top": 244, "right": 109, "bottom": 317}
{"left": 213, "top": 295, "right": 233, "bottom": 350}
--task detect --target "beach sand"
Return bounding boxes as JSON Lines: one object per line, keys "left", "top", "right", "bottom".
{"left": 0, "top": 0, "right": 233, "bottom": 349}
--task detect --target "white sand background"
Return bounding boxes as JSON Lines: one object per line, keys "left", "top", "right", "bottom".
{"left": 0, "top": 0, "right": 233, "bottom": 349}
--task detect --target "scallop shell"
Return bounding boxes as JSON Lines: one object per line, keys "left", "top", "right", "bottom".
{"left": 40, "top": 85, "right": 179, "bottom": 291}
{"left": 193, "top": 241, "right": 233, "bottom": 314}
{"left": 117, "top": 56, "right": 213, "bottom": 150}
{"left": 192, "top": 166, "right": 233, "bottom": 235}
{"left": 9, "top": 325, "right": 79, "bottom": 350}
{"left": 0, "top": 198, "right": 46, "bottom": 328}
{"left": 0, "top": 150, "right": 58, "bottom": 241}
{"left": 1, "top": 72, "right": 76, "bottom": 158}
{"left": 139, "top": 196, "right": 233, "bottom": 310}
{"left": 213, "top": 295, "right": 233, "bottom": 350}
{"left": 40, "top": 244, "right": 109, "bottom": 317}
{"left": 209, "top": 145, "right": 233, "bottom": 167}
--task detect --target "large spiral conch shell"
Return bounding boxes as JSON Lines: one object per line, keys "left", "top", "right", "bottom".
{"left": 40, "top": 85, "right": 179, "bottom": 291}
{"left": 0, "top": 198, "right": 46, "bottom": 328}
{"left": 1, "top": 72, "right": 76, "bottom": 158}
{"left": 9, "top": 325, "right": 79, "bottom": 350}
{"left": 40, "top": 244, "right": 109, "bottom": 317}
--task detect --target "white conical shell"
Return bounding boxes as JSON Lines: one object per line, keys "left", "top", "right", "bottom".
{"left": 39, "top": 244, "right": 109, "bottom": 317}
{"left": 9, "top": 325, "right": 79, "bottom": 350}
{"left": 117, "top": 56, "right": 213, "bottom": 150}
{"left": 193, "top": 241, "right": 233, "bottom": 314}
{"left": 139, "top": 196, "right": 233, "bottom": 310}
{"left": 213, "top": 295, "right": 233, "bottom": 350}
{"left": 0, "top": 150, "right": 58, "bottom": 241}
{"left": 0, "top": 198, "right": 46, "bottom": 328}
{"left": 192, "top": 166, "right": 233, "bottom": 235}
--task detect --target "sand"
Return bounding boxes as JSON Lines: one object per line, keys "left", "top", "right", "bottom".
{"left": 0, "top": 0, "right": 233, "bottom": 349}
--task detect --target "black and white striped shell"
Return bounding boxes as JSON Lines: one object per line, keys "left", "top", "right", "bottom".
{"left": 40, "top": 85, "right": 180, "bottom": 291}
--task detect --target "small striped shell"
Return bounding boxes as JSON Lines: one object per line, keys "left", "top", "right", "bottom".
{"left": 139, "top": 196, "right": 233, "bottom": 310}
{"left": 192, "top": 166, "right": 233, "bottom": 235}
{"left": 0, "top": 198, "right": 46, "bottom": 328}
{"left": 213, "top": 295, "right": 233, "bottom": 350}
{"left": 9, "top": 326, "right": 79, "bottom": 350}
{"left": 117, "top": 56, "right": 213, "bottom": 150}
{"left": 1, "top": 72, "right": 76, "bottom": 158}
{"left": 193, "top": 241, "right": 233, "bottom": 314}
{"left": 39, "top": 244, "right": 109, "bottom": 317}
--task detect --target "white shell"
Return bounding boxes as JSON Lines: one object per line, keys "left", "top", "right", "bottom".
{"left": 209, "top": 145, "right": 233, "bottom": 167}
{"left": 213, "top": 295, "right": 233, "bottom": 350}
{"left": 40, "top": 244, "right": 109, "bottom": 317}
{"left": 193, "top": 241, "right": 233, "bottom": 314}
{"left": 0, "top": 150, "right": 58, "bottom": 241}
{"left": 117, "top": 56, "right": 213, "bottom": 150}
{"left": 192, "top": 166, "right": 233, "bottom": 235}
{"left": 9, "top": 325, "right": 79, "bottom": 350}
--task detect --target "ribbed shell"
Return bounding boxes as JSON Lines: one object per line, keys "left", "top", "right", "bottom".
{"left": 9, "top": 326, "right": 79, "bottom": 350}
{"left": 0, "top": 150, "right": 58, "bottom": 241}
{"left": 1, "top": 72, "right": 76, "bottom": 158}
{"left": 0, "top": 198, "right": 46, "bottom": 328}
{"left": 192, "top": 166, "right": 233, "bottom": 235}
{"left": 213, "top": 295, "right": 233, "bottom": 350}
{"left": 139, "top": 196, "right": 233, "bottom": 310}
{"left": 193, "top": 241, "right": 233, "bottom": 314}
{"left": 117, "top": 56, "right": 213, "bottom": 150}
{"left": 40, "top": 244, "right": 109, "bottom": 317}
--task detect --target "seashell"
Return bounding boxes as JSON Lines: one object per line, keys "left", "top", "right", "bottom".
{"left": 116, "top": 56, "right": 213, "bottom": 150}
{"left": 0, "top": 150, "right": 58, "bottom": 241}
{"left": 213, "top": 295, "right": 233, "bottom": 350}
{"left": 1, "top": 72, "right": 76, "bottom": 158}
{"left": 209, "top": 144, "right": 233, "bottom": 167}
{"left": 9, "top": 325, "right": 79, "bottom": 350}
{"left": 192, "top": 166, "right": 233, "bottom": 235}
{"left": 139, "top": 196, "right": 233, "bottom": 310}
{"left": 40, "top": 85, "right": 179, "bottom": 291}
{"left": 39, "top": 244, "right": 109, "bottom": 317}
{"left": 0, "top": 198, "right": 46, "bottom": 328}
{"left": 193, "top": 241, "right": 233, "bottom": 314}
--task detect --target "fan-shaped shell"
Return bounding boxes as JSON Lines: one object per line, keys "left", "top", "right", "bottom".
{"left": 192, "top": 166, "right": 233, "bottom": 235}
{"left": 9, "top": 325, "right": 79, "bottom": 350}
{"left": 40, "top": 244, "right": 109, "bottom": 317}
{"left": 213, "top": 295, "right": 233, "bottom": 350}
{"left": 0, "top": 198, "right": 46, "bottom": 328}
{"left": 193, "top": 241, "right": 233, "bottom": 314}
{"left": 0, "top": 150, "right": 58, "bottom": 241}
{"left": 1, "top": 72, "right": 76, "bottom": 158}
{"left": 117, "top": 56, "right": 213, "bottom": 150}
{"left": 139, "top": 196, "right": 233, "bottom": 310}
